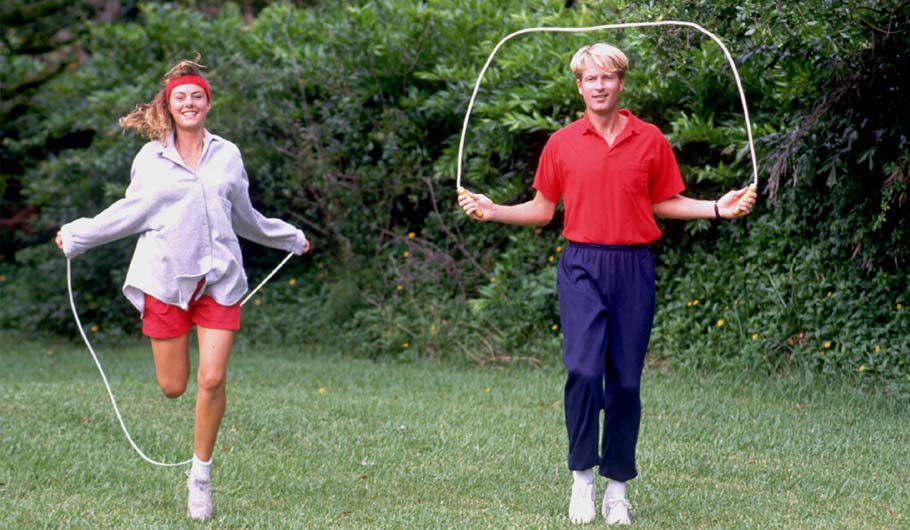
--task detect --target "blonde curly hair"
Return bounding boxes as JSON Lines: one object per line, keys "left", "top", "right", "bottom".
{"left": 119, "top": 59, "right": 209, "bottom": 142}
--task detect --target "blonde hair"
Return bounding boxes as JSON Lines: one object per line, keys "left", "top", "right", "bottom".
{"left": 119, "top": 59, "right": 209, "bottom": 142}
{"left": 570, "top": 43, "right": 628, "bottom": 80}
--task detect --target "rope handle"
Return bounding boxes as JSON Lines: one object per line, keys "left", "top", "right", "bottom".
{"left": 457, "top": 186, "right": 484, "bottom": 219}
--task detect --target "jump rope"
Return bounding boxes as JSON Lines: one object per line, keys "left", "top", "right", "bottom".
{"left": 456, "top": 21, "right": 758, "bottom": 215}
{"left": 69, "top": 21, "right": 757, "bottom": 468}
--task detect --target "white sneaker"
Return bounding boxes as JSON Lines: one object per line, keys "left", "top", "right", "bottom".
{"left": 187, "top": 473, "right": 213, "bottom": 520}
{"left": 602, "top": 495, "right": 632, "bottom": 525}
{"left": 568, "top": 481, "right": 597, "bottom": 524}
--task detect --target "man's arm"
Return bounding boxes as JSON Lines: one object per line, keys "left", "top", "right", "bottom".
{"left": 458, "top": 189, "right": 557, "bottom": 226}
{"left": 653, "top": 186, "right": 756, "bottom": 220}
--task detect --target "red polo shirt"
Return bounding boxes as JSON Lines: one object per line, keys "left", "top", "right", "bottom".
{"left": 533, "top": 110, "right": 684, "bottom": 244}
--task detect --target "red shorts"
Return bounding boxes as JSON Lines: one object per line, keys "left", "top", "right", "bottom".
{"left": 142, "top": 281, "right": 240, "bottom": 339}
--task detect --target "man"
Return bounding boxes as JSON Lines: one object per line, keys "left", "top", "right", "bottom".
{"left": 458, "top": 43, "right": 755, "bottom": 525}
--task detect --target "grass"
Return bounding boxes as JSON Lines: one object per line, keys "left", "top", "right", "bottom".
{"left": 1, "top": 330, "right": 907, "bottom": 529}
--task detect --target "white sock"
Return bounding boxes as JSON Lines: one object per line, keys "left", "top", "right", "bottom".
{"left": 572, "top": 468, "right": 595, "bottom": 485}
{"left": 605, "top": 479, "right": 626, "bottom": 500}
{"left": 191, "top": 454, "right": 212, "bottom": 482}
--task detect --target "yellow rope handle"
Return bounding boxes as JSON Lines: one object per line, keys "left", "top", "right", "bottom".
{"left": 455, "top": 21, "right": 759, "bottom": 207}
{"left": 457, "top": 186, "right": 484, "bottom": 218}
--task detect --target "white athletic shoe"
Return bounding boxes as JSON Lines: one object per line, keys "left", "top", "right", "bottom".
{"left": 568, "top": 481, "right": 597, "bottom": 524}
{"left": 187, "top": 473, "right": 213, "bottom": 520}
{"left": 602, "top": 495, "right": 632, "bottom": 525}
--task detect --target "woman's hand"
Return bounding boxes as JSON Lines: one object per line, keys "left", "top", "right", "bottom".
{"left": 55, "top": 231, "right": 64, "bottom": 251}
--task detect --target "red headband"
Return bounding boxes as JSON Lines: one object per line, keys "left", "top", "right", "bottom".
{"left": 165, "top": 75, "right": 211, "bottom": 102}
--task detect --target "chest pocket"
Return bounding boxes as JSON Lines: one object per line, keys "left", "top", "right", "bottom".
{"left": 614, "top": 162, "right": 650, "bottom": 198}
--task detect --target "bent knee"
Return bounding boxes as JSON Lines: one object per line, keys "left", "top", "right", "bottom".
{"left": 159, "top": 381, "right": 187, "bottom": 399}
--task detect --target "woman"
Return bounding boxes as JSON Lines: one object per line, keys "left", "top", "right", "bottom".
{"left": 56, "top": 60, "right": 310, "bottom": 520}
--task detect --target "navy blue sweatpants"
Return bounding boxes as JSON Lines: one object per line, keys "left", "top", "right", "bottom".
{"left": 556, "top": 243, "right": 655, "bottom": 482}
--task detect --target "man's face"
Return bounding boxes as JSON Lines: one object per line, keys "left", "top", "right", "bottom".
{"left": 575, "top": 66, "right": 624, "bottom": 116}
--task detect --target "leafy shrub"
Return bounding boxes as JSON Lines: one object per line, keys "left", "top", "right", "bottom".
{"left": 1, "top": 0, "right": 907, "bottom": 391}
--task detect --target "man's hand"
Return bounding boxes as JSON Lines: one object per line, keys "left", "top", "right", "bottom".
{"left": 717, "top": 185, "right": 757, "bottom": 218}
{"left": 457, "top": 187, "right": 493, "bottom": 221}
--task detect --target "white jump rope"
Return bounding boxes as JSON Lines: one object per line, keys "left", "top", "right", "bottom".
{"left": 456, "top": 21, "right": 758, "bottom": 215}
{"left": 66, "top": 251, "right": 294, "bottom": 467}
{"left": 70, "top": 21, "right": 757, "bottom": 468}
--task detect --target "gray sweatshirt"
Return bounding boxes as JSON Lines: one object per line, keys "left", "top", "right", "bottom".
{"left": 61, "top": 130, "right": 307, "bottom": 314}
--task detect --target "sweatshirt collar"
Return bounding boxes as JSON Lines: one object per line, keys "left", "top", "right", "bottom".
{"left": 158, "top": 129, "right": 216, "bottom": 168}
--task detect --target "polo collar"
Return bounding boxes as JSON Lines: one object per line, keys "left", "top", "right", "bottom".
{"left": 581, "top": 109, "right": 640, "bottom": 147}
{"left": 582, "top": 109, "right": 638, "bottom": 135}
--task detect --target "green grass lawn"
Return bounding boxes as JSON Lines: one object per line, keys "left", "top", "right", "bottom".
{"left": 1, "top": 331, "right": 907, "bottom": 529}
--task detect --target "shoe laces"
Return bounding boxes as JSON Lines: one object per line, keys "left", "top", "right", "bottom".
{"left": 187, "top": 474, "right": 211, "bottom": 505}
{"left": 604, "top": 497, "right": 631, "bottom": 511}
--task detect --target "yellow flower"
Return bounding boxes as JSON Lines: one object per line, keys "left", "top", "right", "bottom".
{"left": 90, "top": 325, "right": 98, "bottom": 333}
{"left": 396, "top": 284, "right": 404, "bottom": 291}
{"left": 548, "top": 255, "right": 555, "bottom": 263}
{"left": 318, "top": 271, "right": 326, "bottom": 279}
{"left": 556, "top": 245, "right": 563, "bottom": 253}
{"left": 716, "top": 319, "right": 724, "bottom": 327}
{"left": 858, "top": 365, "right": 866, "bottom": 372}
{"left": 408, "top": 232, "right": 416, "bottom": 238}
{"left": 874, "top": 345, "right": 881, "bottom": 353}
{"left": 254, "top": 298, "right": 262, "bottom": 306}
{"left": 430, "top": 324, "right": 438, "bottom": 333}
{"left": 402, "top": 342, "right": 410, "bottom": 349}
{"left": 819, "top": 351, "right": 825, "bottom": 357}
{"left": 693, "top": 299, "right": 700, "bottom": 306}
{"left": 403, "top": 250, "right": 410, "bottom": 258}
{"left": 724, "top": 305, "right": 730, "bottom": 311}
{"left": 686, "top": 301, "right": 692, "bottom": 307}
{"left": 484, "top": 388, "right": 491, "bottom": 393}
{"left": 551, "top": 324, "right": 559, "bottom": 331}
{"left": 534, "top": 228, "right": 543, "bottom": 235}
{"left": 898, "top": 303, "right": 903, "bottom": 311}
{"left": 826, "top": 291, "right": 832, "bottom": 297}
{"left": 824, "top": 341, "right": 831, "bottom": 349}
{"left": 288, "top": 278, "right": 296, "bottom": 286}
{"left": 318, "top": 387, "right": 326, "bottom": 395}
{"left": 47, "top": 350, "right": 54, "bottom": 357}
{"left": 752, "top": 333, "right": 759, "bottom": 340}
{"left": 490, "top": 276, "right": 496, "bottom": 283}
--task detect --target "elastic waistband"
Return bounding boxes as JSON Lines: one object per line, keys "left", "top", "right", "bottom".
{"left": 567, "top": 242, "right": 650, "bottom": 252}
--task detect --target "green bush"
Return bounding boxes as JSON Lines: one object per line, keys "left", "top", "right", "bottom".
{"left": 1, "top": 0, "right": 907, "bottom": 391}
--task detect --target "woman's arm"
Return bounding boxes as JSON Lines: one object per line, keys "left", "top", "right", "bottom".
{"left": 57, "top": 173, "right": 158, "bottom": 258}
{"left": 230, "top": 167, "right": 309, "bottom": 254}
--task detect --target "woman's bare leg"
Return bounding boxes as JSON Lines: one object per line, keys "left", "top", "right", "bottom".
{"left": 150, "top": 334, "right": 191, "bottom": 398}
{"left": 193, "top": 326, "right": 234, "bottom": 460}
